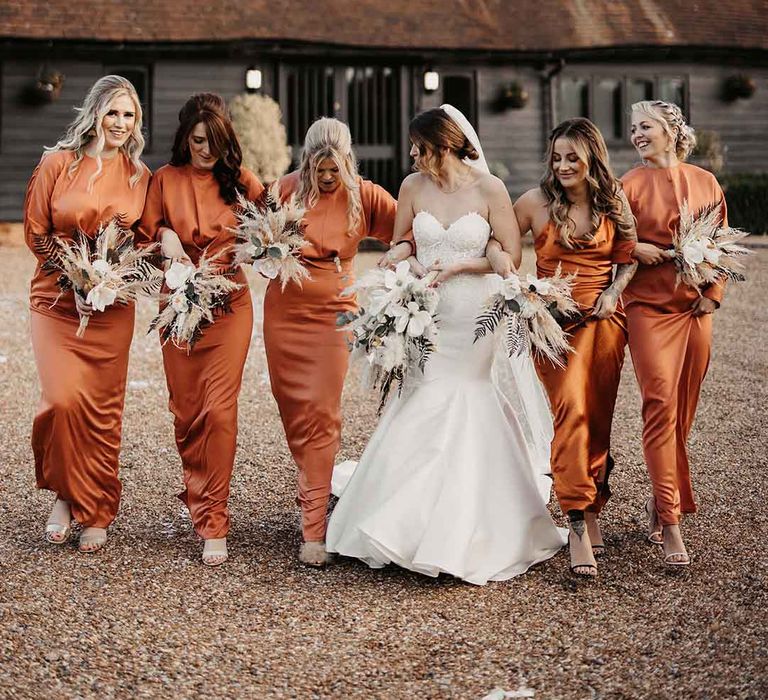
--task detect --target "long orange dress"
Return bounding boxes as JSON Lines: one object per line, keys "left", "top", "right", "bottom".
{"left": 24, "top": 149, "right": 150, "bottom": 528}
{"left": 138, "top": 164, "right": 264, "bottom": 539}
{"left": 622, "top": 163, "right": 726, "bottom": 526}
{"left": 264, "top": 172, "right": 399, "bottom": 542}
{"left": 534, "top": 218, "right": 635, "bottom": 516}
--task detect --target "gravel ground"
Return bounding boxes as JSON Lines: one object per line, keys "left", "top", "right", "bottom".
{"left": 0, "top": 240, "right": 766, "bottom": 700}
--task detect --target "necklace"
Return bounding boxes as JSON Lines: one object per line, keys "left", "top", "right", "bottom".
{"left": 438, "top": 167, "right": 472, "bottom": 194}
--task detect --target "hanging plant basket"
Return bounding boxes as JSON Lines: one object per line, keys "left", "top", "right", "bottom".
{"left": 20, "top": 70, "right": 65, "bottom": 106}
{"left": 492, "top": 81, "right": 529, "bottom": 112}
{"left": 722, "top": 74, "right": 756, "bottom": 102}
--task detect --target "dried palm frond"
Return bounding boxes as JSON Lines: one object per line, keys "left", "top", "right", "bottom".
{"left": 148, "top": 252, "right": 242, "bottom": 352}
{"left": 474, "top": 266, "right": 578, "bottom": 368}
{"left": 33, "top": 220, "right": 163, "bottom": 337}
{"left": 231, "top": 182, "right": 309, "bottom": 290}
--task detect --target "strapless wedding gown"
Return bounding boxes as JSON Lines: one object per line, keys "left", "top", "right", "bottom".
{"left": 326, "top": 211, "right": 566, "bottom": 585}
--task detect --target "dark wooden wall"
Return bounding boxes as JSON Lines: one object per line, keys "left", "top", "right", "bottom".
{"left": 1, "top": 55, "right": 766, "bottom": 221}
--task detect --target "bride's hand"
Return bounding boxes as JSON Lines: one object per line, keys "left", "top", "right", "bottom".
{"left": 377, "top": 241, "right": 413, "bottom": 269}
{"left": 408, "top": 257, "right": 428, "bottom": 278}
{"left": 428, "top": 261, "right": 460, "bottom": 287}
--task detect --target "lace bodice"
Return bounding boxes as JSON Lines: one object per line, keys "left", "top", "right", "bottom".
{"left": 413, "top": 211, "right": 491, "bottom": 269}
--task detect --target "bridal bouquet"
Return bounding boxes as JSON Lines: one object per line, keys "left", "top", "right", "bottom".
{"left": 337, "top": 261, "right": 439, "bottom": 413}
{"left": 34, "top": 220, "right": 163, "bottom": 337}
{"left": 231, "top": 183, "right": 309, "bottom": 289}
{"left": 474, "top": 267, "right": 578, "bottom": 367}
{"left": 149, "top": 254, "right": 242, "bottom": 351}
{"left": 662, "top": 200, "right": 750, "bottom": 290}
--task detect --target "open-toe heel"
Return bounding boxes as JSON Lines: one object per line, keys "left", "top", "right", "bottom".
{"left": 45, "top": 499, "right": 72, "bottom": 545}
{"left": 644, "top": 498, "right": 663, "bottom": 546}
{"left": 568, "top": 511, "right": 597, "bottom": 578}
{"left": 202, "top": 538, "right": 228, "bottom": 567}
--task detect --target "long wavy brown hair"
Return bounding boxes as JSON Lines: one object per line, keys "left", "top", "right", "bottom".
{"left": 295, "top": 117, "right": 362, "bottom": 235}
{"left": 540, "top": 118, "right": 633, "bottom": 248}
{"left": 408, "top": 109, "right": 479, "bottom": 185}
{"left": 170, "top": 93, "right": 248, "bottom": 205}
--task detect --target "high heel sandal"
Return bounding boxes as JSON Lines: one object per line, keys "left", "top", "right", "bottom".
{"left": 568, "top": 511, "right": 597, "bottom": 578}
{"left": 202, "top": 538, "right": 228, "bottom": 567}
{"left": 644, "top": 498, "right": 663, "bottom": 546}
{"left": 662, "top": 526, "right": 690, "bottom": 567}
{"left": 45, "top": 499, "right": 72, "bottom": 545}
{"left": 78, "top": 527, "right": 107, "bottom": 553}
{"left": 299, "top": 541, "right": 330, "bottom": 568}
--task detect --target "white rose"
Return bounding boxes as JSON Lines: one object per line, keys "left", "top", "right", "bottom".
{"left": 166, "top": 261, "right": 194, "bottom": 290}
{"left": 85, "top": 282, "right": 118, "bottom": 312}
{"left": 501, "top": 274, "right": 523, "bottom": 299}
{"left": 92, "top": 258, "right": 112, "bottom": 277}
{"left": 253, "top": 257, "right": 281, "bottom": 279}
{"left": 682, "top": 240, "right": 706, "bottom": 265}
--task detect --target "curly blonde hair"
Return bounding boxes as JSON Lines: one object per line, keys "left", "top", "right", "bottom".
{"left": 46, "top": 75, "right": 147, "bottom": 189}
{"left": 631, "top": 100, "right": 697, "bottom": 161}
{"left": 540, "top": 118, "right": 635, "bottom": 249}
{"left": 296, "top": 118, "right": 362, "bottom": 235}
{"left": 408, "top": 108, "right": 479, "bottom": 185}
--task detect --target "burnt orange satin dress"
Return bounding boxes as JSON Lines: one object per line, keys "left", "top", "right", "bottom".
{"left": 24, "top": 149, "right": 150, "bottom": 528}
{"left": 138, "top": 164, "right": 264, "bottom": 539}
{"left": 264, "top": 172, "right": 398, "bottom": 542}
{"left": 622, "top": 163, "right": 726, "bottom": 525}
{"left": 534, "top": 219, "right": 635, "bottom": 516}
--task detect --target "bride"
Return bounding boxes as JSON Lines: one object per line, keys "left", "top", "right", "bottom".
{"left": 325, "top": 105, "right": 566, "bottom": 585}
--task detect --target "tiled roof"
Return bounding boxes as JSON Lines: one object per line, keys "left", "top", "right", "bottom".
{"left": 2, "top": 0, "right": 767, "bottom": 52}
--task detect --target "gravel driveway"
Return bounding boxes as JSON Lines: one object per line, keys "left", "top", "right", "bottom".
{"left": 0, "top": 244, "right": 765, "bottom": 699}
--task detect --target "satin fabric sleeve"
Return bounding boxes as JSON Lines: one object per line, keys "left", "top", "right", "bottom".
{"left": 136, "top": 171, "right": 166, "bottom": 247}
{"left": 23, "top": 151, "right": 69, "bottom": 262}
{"left": 241, "top": 169, "right": 265, "bottom": 202}
{"left": 702, "top": 187, "right": 728, "bottom": 306}
{"left": 362, "top": 181, "right": 398, "bottom": 243}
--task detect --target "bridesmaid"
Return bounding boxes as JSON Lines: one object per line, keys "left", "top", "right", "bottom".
{"left": 263, "top": 117, "right": 413, "bottom": 567}
{"left": 24, "top": 75, "right": 150, "bottom": 552}
{"left": 622, "top": 100, "right": 726, "bottom": 567}
{"left": 138, "top": 93, "right": 263, "bottom": 566}
{"left": 508, "top": 118, "right": 637, "bottom": 577}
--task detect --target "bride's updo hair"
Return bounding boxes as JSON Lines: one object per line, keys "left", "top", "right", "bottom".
{"left": 409, "top": 108, "right": 479, "bottom": 184}
{"left": 631, "top": 100, "right": 697, "bottom": 161}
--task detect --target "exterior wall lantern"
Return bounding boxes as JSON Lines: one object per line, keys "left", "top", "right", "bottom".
{"left": 423, "top": 70, "right": 440, "bottom": 93}
{"left": 245, "top": 67, "right": 263, "bottom": 92}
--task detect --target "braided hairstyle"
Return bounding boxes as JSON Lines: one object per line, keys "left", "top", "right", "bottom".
{"left": 631, "top": 100, "right": 697, "bottom": 161}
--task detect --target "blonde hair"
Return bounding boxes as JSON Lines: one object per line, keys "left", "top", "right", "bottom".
{"left": 296, "top": 117, "right": 362, "bottom": 235}
{"left": 541, "top": 118, "right": 635, "bottom": 249}
{"left": 46, "top": 75, "right": 147, "bottom": 189}
{"left": 631, "top": 100, "right": 697, "bottom": 161}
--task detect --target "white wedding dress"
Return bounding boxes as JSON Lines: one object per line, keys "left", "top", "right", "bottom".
{"left": 325, "top": 210, "right": 567, "bottom": 585}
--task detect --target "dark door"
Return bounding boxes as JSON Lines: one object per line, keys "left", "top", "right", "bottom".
{"left": 278, "top": 63, "right": 403, "bottom": 195}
